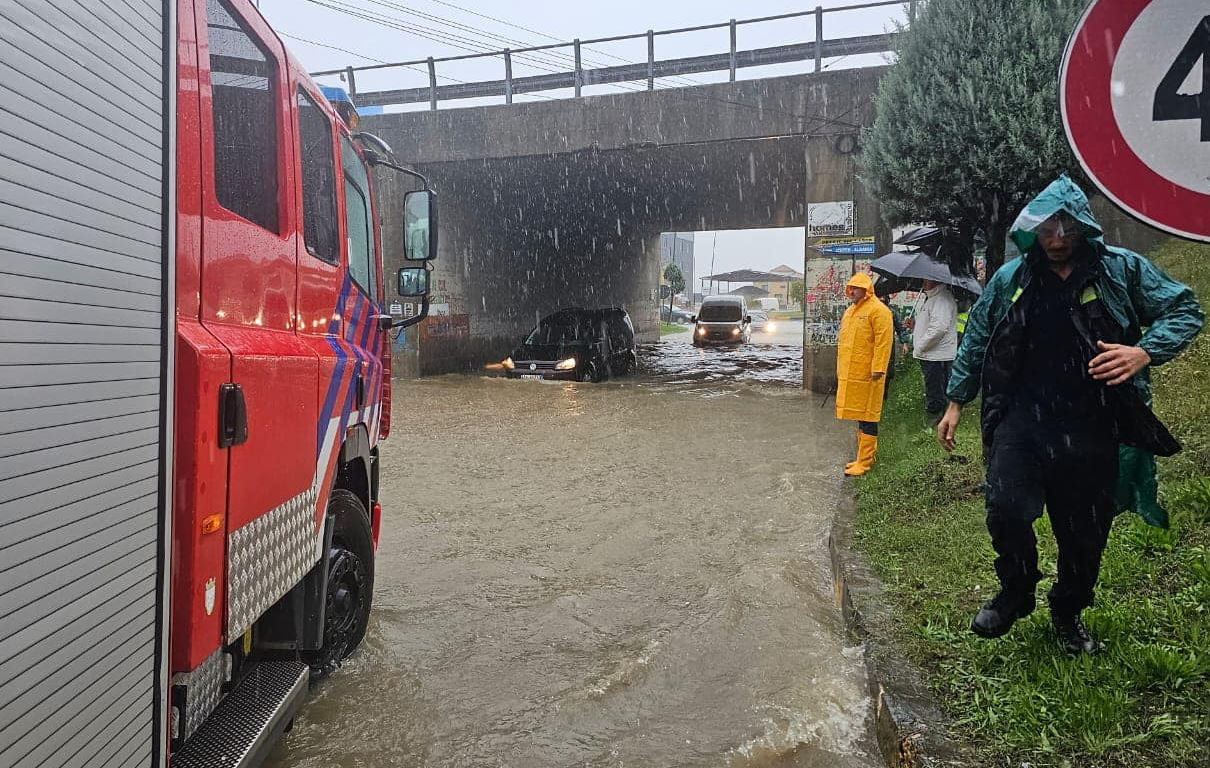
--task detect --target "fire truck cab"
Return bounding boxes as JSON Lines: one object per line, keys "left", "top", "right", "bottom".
{"left": 0, "top": 1, "right": 433, "bottom": 766}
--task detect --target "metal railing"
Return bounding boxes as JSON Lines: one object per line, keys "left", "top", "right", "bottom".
{"left": 309, "top": 0, "right": 916, "bottom": 110}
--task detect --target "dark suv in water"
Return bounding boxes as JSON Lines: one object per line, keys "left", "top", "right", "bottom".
{"left": 505, "top": 307, "right": 638, "bottom": 382}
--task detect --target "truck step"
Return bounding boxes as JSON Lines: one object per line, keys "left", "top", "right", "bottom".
{"left": 171, "top": 661, "right": 309, "bottom": 768}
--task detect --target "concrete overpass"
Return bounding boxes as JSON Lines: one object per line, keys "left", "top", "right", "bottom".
{"left": 364, "top": 65, "right": 890, "bottom": 382}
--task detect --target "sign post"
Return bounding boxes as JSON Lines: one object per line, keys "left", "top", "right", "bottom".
{"left": 1061, "top": 0, "right": 1210, "bottom": 242}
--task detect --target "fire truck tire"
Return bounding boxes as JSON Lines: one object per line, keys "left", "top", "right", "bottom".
{"left": 304, "top": 489, "right": 374, "bottom": 677}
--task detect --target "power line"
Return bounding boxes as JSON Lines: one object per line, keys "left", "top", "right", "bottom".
{"left": 318, "top": 0, "right": 700, "bottom": 92}
{"left": 301, "top": 0, "right": 598, "bottom": 77}
{"left": 281, "top": 14, "right": 562, "bottom": 103}
{"left": 278, "top": 30, "right": 481, "bottom": 88}
{"left": 411, "top": 0, "right": 707, "bottom": 88}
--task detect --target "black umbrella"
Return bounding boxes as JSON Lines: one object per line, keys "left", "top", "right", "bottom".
{"left": 870, "top": 250, "right": 982, "bottom": 298}
{"left": 894, "top": 226, "right": 943, "bottom": 250}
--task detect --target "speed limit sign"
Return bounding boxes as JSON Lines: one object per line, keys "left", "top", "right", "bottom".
{"left": 1062, "top": 0, "right": 1210, "bottom": 242}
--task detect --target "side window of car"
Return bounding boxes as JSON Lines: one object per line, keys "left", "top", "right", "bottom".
{"left": 341, "top": 137, "right": 376, "bottom": 301}
{"left": 297, "top": 89, "right": 338, "bottom": 262}
{"left": 207, "top": 0, "right": 279, "bottom": 232}
{"left": 608, "top": 316, "right": 625, "bottom": 349}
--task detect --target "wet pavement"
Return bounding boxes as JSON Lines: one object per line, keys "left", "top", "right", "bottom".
{"left": 264, "top": 325, "right": 876, "bottom": 768}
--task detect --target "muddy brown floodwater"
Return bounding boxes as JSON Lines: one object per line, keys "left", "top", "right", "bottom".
{"left": 265, "top": 339, "right": 877, "bottom": 768}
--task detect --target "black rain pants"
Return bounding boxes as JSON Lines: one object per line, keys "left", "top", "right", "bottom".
{"left": 984, "top": 408, "right": 1118, "bottom": 618}
{"left": 920, "top": 359, "right": 952, "bottom": 420}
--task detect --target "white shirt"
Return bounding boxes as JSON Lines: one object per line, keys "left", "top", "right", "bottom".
{"left": 912, "top": 284, "right": 958, "bottom": 361}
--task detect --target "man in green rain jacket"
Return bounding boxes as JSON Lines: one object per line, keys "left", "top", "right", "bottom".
{"left": 937, "top": 176, "right": 1203, "bottom": 654}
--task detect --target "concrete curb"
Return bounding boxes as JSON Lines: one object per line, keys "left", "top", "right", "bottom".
{"left": 827, "top": 495, "right": 970, "bottom": 768}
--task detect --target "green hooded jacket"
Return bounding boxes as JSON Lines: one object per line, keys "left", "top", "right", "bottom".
{"left": 946, "top": 176, "right": 1204, "bottom": 527}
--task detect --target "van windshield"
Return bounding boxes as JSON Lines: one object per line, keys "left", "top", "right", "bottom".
{"left": 699, "top": 303, "right": 742, "bottom": 322}
{"left": 526, "top": 315, "right": 596, "bottom": 345}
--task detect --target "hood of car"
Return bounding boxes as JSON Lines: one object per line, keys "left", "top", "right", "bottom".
{"left": 513, "top": 342, "right": 587, "bottom": 361}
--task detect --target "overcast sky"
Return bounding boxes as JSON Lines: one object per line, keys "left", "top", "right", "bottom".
{"left": 258, "top": 0, "right": 904, "bottom": 278}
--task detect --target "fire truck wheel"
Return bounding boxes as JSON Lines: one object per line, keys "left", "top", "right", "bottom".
{"left": 305, "top": 489, "right": 374, "bottom": 678}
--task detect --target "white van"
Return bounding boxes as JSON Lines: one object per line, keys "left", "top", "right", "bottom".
{"left": 691, "top": 296, "right": 752, "bottom": 346}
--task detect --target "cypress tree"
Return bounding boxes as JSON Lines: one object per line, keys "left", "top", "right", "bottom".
{"left": 860, "top": 0, "right": 1086, "bottom": 277}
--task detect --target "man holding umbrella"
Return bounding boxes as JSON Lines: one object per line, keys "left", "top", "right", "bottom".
{"left": 913, "top": 278, "right": 958, "bottom": 426}
{"left": 870, "top": 237, "right": 978, "bottom": 426}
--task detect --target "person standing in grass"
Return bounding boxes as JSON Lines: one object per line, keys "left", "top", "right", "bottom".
{"left": 836, "top": 272, "right": 894, "bottom": 477}
{"left": 937, "top": 176, "right": 1203, "bottom": 654}
{"left": 912, "top": 279, "right": 958, "bottom": 426}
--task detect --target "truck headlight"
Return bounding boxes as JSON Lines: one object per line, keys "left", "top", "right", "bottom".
{"left": 555, "top": 357, "right": 577, "bottom": 370}
{"left": 503, "top": 357, "right": 515, "bottom": 370}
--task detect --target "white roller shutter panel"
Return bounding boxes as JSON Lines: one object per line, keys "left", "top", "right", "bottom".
{"left": 0, "top": 2, "right": 174, "bottom": 767}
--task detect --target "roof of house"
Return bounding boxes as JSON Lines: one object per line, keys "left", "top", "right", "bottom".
{"left": 726, "top": 285, "right": 772, "bottom": 298}
{"left": 699, "top": 269, "right": 796, "bottom": 283}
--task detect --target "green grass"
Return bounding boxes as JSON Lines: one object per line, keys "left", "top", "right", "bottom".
{"left": 851, "top": 239, "right": 1210, "bottom": 768}
{"left": 660, "top": 322, "right": 689, "bottom": 335}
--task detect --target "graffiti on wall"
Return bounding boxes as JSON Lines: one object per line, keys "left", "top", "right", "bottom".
{"left": 421, "top": 314, "right": 471, "bottom": 340}
{"left": 803, "top": 259, "right": 921, "bottom": 346}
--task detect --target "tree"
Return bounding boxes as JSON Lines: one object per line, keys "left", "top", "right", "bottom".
{"left": 788, "top": 279, "right": 805, "bottom": 308}
{"left": 663, "top": 263, "right": 685, "bottom": 320}
{"left": 859, "top": 0, "right": 1085, "bottom": 278}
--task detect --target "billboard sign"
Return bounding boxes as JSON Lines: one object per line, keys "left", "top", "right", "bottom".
{"left": 807, "top": 201, "right": 855, "bottom": 237}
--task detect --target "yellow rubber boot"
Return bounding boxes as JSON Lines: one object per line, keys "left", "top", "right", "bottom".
{"left": 844, "top": 434, "right": 861, "bottom": 472}
{"left": 844, "top": 433, "right": 878, "bottom": 477}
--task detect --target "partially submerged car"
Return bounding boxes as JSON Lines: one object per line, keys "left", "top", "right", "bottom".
{"left": 505, "top": 307, "right": 638, "bottom": 382}
{"left": 691, "top": 296, "right": 752, "bottom": 346}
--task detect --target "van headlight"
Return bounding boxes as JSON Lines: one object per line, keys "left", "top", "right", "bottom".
{"left": 555, "top": 357, "right": 577, "bottom": 370}
{"left": 696, "top": 327, "right": 706, "bottom": 337}
{"left": 503, "top": 357, "right": 515, "bottom": 370}
{"left": 731, "top": 327, "right": 740, "bottom": 336}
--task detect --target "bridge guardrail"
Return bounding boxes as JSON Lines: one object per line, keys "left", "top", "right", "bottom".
{"left": 310, "top": 0, "right": 916, "bottom": 110}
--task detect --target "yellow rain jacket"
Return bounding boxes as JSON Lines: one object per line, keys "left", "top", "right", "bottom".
{"left": 835, "top": 272, "right": 894, "bottom": 423}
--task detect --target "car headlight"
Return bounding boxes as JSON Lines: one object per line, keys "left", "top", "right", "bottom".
{"left": 767, "top": 323, "right": 777, "bottom": 333}
{"left": 555, "top": 357, "right": 577, "bottom": 370}
{"left": 696, "top": 327, "right": 706, "bottom": 336}
{"left": 503, "top": 357, "right": 515, "bottom": 370}
{"left": 731, "top": 327, "right": 740, "bottom": 336}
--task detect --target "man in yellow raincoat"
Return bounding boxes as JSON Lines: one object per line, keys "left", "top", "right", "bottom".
{"left": 835, "top": 272, "right": 894, "bottom": 476}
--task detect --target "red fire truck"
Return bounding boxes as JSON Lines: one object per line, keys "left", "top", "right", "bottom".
{"left": 0, "top": 1, "right": 433, "bottom": 766}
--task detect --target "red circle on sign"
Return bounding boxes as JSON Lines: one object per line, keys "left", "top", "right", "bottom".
{"left": 1061, "top": 0, "right": 1210, "bottom": 242}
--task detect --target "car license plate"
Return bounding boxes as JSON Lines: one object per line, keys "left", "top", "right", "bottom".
{"left": 521, "top": 374, "right": 542, "bottom": 381}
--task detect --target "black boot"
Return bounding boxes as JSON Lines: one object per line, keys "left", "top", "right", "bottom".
{"left": 1052, "top": 611, "right": 1098, "bottom": 654}
{"left": 970, "top": 590, "right": 1036, "bottom": 638}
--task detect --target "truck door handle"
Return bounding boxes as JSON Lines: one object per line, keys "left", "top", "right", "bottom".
{"left": 354, "top": 370, "right": 365, "bottom": 411}
{"left": 218, "top": 383, "right": 248, "bottom": 448}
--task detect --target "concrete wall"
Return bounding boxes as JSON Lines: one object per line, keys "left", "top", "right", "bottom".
{"left": 366, "top": 68, "right": 887, "bottom": 164}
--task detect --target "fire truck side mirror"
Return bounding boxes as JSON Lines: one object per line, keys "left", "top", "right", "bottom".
{"left": 398, "top": 267, "right": 429, "bottom": 298}
{"left": 403, "top": 189, "right": 438, "bottom": 262}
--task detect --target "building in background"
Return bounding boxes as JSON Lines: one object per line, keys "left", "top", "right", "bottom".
{"left": 660, "top": 232, "right": 695, "bottom": 305}
{"left": 754, "top": 264, "right": 804, "bottom": 308}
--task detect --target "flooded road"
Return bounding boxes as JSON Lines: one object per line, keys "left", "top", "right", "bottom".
{"left": 647, "top": 320, "right": 803, "bottom": 391}
{"left": 265, "top": 333, "right": 876, "bottom": 768}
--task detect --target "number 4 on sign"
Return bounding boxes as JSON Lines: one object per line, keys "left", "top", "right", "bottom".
{"left": 1154, "top": 15, "right": 1210, "bottom": 141}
